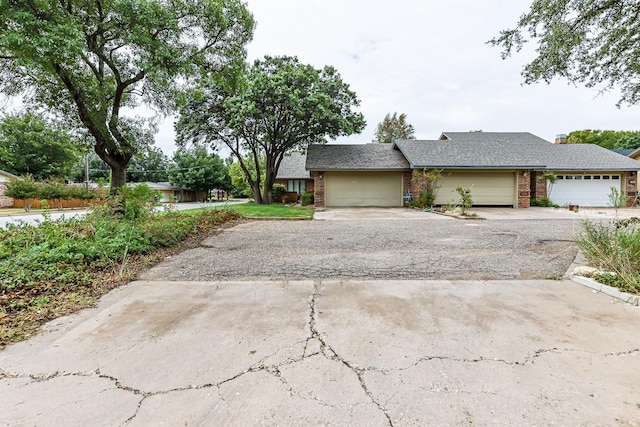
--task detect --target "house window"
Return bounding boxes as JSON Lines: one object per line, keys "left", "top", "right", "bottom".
{"left": 612, "top": 175, "right": 620, "bottom": 180}
{"left": 584, "top": 176, "right": 591, "bottom": 180}
{"left": 603, "top": 175, "right": 610, "bottom": 180}
{"left": 575, "top": 176, "right": 582, "bottom": 180}
{"left": 287, "top": 180, "right": 306, "bottom": 195}
{"left": 593, "top": 175, "right": 601, "bottom": 180}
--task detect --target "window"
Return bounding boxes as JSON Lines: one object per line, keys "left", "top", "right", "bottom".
{"left": 557, "top": 175, "right": 564, "bottom": 180}
{"left": 594, "top": 176, "right": 601, "bottom": 180}
{"left": 584, "top": 176, "right": 591, "bottom": 180}
{"left": 565, "top": 175, "right": 573, "bottom": 180}
{"left": 575, "top": 176, "right": 582, "bottom": 180}
{"left": 612, "top": 175, "right": 620, "bottom": 180}
{"left": 287, "top": 180, "right": 306, "bottom": 195}
{"left": 603, "top": 175, "right": 610, "bottom": 180}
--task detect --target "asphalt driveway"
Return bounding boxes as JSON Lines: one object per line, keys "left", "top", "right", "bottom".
{"left": 1, "top": 210, "right": 640, "bottom": 426}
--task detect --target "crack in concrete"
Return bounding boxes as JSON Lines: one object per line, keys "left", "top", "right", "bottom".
{"left": 307, "top": 280, "right": 394, "bottom": 426}
{"left": 605, "top": 348, "right": 639, "bottom": 357}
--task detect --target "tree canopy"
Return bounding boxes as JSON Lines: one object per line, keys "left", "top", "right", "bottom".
{"left": 168, "top": 147, "right": 229, "bottom": 198}
{"left": 176, "top": 55, "right": 366, "bottom": 204}
{"left": 0, "top": 113, "right": 83, "bottom": 180}
{"left": 127, "top": 147, "right": 169, "bottom": 182}
{"left": 489, "top": 0, "right": 640, "bottom": 106}
{"left": 0, "top": 0, "right": 254, "bottom": 193}
{"left": 374, "top": 112, "right": 415, "bottom": 143}
{"left": 567, "top": 129, "right": 640, "bottom": 150}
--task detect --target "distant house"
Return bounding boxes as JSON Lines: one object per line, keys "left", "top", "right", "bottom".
{"left": 0, "top": 169, "right": 20, "bottom": 208}
{"left": 275, "top": 152, "right": 314, "bottom": 196}
{"left": 304, "top": 132, "right": 640, "bottom": 208}
{"left": 130, "top": 182, "right": 179, "bottom": 203}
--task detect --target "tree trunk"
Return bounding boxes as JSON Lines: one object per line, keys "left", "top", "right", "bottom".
{"left": 110, "top": 162, "right": 127, "bottom": 194}
{"left": 251, "top": 182, "right": 263, "bottom": 204}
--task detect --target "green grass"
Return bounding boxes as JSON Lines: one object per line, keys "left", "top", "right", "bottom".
{"left": 190, "top": 202, "right": 315, "bottom": 218}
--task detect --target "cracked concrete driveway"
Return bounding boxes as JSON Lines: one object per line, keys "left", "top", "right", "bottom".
{"left": 1, "top": 213, "right": 640, "bottom": 426}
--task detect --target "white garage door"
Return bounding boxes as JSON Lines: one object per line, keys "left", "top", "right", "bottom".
{"left": 551, "top": 174, "right": 621, "bottom": 206}
{"left": 325, "top": 171, "right": 403, "bottom": 207}
{"left": 436, "top": 171, "right": 516, "bottom": 207}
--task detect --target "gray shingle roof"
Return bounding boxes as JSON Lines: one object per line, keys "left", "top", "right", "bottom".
{"left": 612, "top": 148, "right": 635, "bottom": 156}
{"left": 398, "top": 132, "right": 640, "bottom": 171}
{"left": 275, "top": 152, "right": 311, "bottom": 179}
{"left": 306, "top": 143, "right": 410, "bottom": 171}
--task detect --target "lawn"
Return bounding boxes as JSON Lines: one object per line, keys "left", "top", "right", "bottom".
{"left": 191, "top": 202, "right": 315, "bottom": 218}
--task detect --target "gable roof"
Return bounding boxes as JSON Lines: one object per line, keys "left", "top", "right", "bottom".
{"left": 397, "top": 132, "right": 640, "bottom": 171}
{"left": 275, "top": 152, "right": 311, "bottom": 179}
{"left": 306, "top": 143, "right": 409, "bottom": 171}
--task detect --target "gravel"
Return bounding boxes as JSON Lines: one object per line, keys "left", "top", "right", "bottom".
{"left": 141, "top": 218, "right": 580, "bottom": 281}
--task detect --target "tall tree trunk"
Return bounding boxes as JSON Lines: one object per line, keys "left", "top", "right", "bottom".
{"left": 251, "top": 182, "right": 263, "bottom": 204}
{"left": 110, "top": 162, "right": 127, "bottom": 192}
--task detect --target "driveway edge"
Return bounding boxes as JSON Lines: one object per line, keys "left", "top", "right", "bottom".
{"left": 566, "top": 250, "right": 640, "bottom": 306}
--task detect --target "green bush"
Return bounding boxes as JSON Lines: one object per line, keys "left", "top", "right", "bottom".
{"left": 301, "top": 191, "right": 314, "bottom": 206}
{"left": 456, "top": 186, "right": 473, "bottom": 215}
{"left": 4, "top": 175, "right": 40, "bottom": 211}
{"left": 272, "top": 184, "right": 287, "bottom": 203}
{"left": 530, "top": 197, "right": 555, "bottom": 207}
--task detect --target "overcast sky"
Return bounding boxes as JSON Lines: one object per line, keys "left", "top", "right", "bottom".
{"left": 7, "top": 1, "right": 639, "bottom": 156}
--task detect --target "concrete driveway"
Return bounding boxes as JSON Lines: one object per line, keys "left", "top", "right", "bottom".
{"left": 1, "top": 212, "right": 640, "bottom": 426}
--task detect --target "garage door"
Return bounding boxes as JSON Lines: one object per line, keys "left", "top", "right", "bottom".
{"left": 436, "top": 171, "right": 516, "bottom": 206}
{"left": 325, "top": 171, "right": 403, "bottom": 207}
{"left": 552, "top": 174, "right": 620, "bottom": 206}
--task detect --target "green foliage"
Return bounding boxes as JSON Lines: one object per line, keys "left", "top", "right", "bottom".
{"left": 490, "top": 1, "right": 640, "bottom": 106}
{"left": 567, "top": 130, "right": 640, "bottom": 150}
{"left": 456, "top": 187, "right": 473, "bottom": 215}
{"left": 272, "top": 184, "right": 287, "bottom": 203}
{"left": 168, "top": 147, "right": 229, "bottom": 198}
{"left": 176, "top": 55, "right": 366, "bottom": 204}
{"left": 0, "top": 0, "right": 254, "bottom": 191}
{"left": 301, "top": 192, "right": 314, "bottom": 206}
{"left": 411, "top": 169, "right": 444, "bottom": 208}
{"left": 608, "top": 186, "right": 628, "bottom": 211}
{"left": 530, "top": 197, "right": 556, "bottom": 207}
{"left": 374, "top": 112, "right": 415, "bottom": 144}
{"left": 0, "top": 113, "right": 83, "bottom": 180}
{"left": 229, "top": 155, "right": 265, "bottom": 197}
{"left": 4, "top": 176, "right": 39, "bottom": 211}
{"left": 575, "top": 219, "right": 640, "bottom": 293}
{"left": 536, "top": 171, "right": 557, "bottom": 197}
{"left": 127, "top": 147, "right": 170, "bottom": 183}
{"left": 0, "top": 200, "right": 237, "bottom": 324}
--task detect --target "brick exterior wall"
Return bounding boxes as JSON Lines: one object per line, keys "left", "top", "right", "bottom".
{"left": 0, "top": 182, "right": 13, "bottom": 208}
{"left": 529, "top": 171, "right": 548, "bottom": 200}
{"left": 625, "top": 171, "right": 637, "bottom": 207}
{"left": 517, "top": 170, "right": 531, "bottom": 208}
{"left": 312, "top": 172, "right": 325, "bottom": 207}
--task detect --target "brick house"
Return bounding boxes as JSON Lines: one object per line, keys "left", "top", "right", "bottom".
{"left": 0, "top": 169, "right": 20, "bottom": 208}
{"left": 304, "top": 132, "right": 640, "bottom": 208}
{"left": 274, "top": 152, "right": 314, "bottom": 198}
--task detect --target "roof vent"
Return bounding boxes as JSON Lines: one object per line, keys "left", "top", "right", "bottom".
{"left": 555, "top": 134, "right": 568, "bottom": 144}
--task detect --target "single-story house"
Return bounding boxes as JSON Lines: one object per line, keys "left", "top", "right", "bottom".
{"left": 0, "top": 169, "right": 20, "bottom": 208}
{"left": 304, "top": 132, "right": 640, "bottom": 208}
{"left": 275, "top": 152, "right": 315, "bottom": 196}
{"left": 130, "top": 182, "right": 180, "bottom": 203}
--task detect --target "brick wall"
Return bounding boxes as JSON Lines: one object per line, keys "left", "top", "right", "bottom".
{"left": 625, "top": 171, "right": 637, "bottom": 207}
{"left": 517, "top": 170, "right": 531, "bottom": 208}
{"left": 529, "top": 171, "right": 548, "bottom": 200}
{"left": 313, "top": 172, "right": 325, "bottom": 207}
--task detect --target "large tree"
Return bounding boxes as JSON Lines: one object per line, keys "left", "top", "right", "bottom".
{"left": 374, "top": 112, "right": 415, "bottom": 143}
{"left": 489, "top": 0, "right": 640, "bottom": 106}
{"left": 0, "top": 0, "right": 254, "bottom": 193}
{"left": 0, "top": 113, "right": 83, "bottom": 179}
{"left": 168, "top": 147, "right": 229, "bottom": 199}
{"left": 176, "top": 55, "right": 366, "bottom": 204}
{"left": 567, "top": 129, "right": 640, "bottom": 149}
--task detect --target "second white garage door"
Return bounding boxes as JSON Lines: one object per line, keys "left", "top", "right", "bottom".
{"left": 552, "top": 174, "right": 621, "bottom": 206}
{"left": 325, "top": 171, "right": 403, "bottom": 207}
{"left": 436, "top": 171, "right": 516, "bottom": 207}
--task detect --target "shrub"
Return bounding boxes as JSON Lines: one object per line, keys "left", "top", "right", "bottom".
{"left": 4, "top": 175, "right": 40, "bottom": 211}
{"left": 575, "top": 219, "right": 640, "bottom": 293}
{"left": 456, "top": 186, "right": 473, "bottom": 215}
{"left": 531, "top": 197, "right": 555, "bottom": 207}
{"left": 301, "top": 192, "right": 314, "bottom": 206}
{"left": 272, "top": 184, "right": 287, "bottom": 203}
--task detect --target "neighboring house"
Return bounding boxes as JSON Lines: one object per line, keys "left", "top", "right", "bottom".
{"left": 130, "top": 182, "right": 180, "bottom": 203}
{"left": 304, "top": 132, "right": 640, "bottom": 208}
{"left": 275, "top": 152, "right": 314, "bottom": 196}
{"left": 0, "top": 169, "right": 20, "bottom": 208}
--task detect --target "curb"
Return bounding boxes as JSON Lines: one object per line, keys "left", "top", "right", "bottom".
{"left": 565, "top": 250, "right": 640, "bottom": 306}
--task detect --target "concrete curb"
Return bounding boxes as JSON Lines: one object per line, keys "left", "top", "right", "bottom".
{"left": 565, "top": 250, "right": 640, "bottom": 306}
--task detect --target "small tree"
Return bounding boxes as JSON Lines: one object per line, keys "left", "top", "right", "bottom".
{"left": 537, "top": 171, "right": 558, "bottom": 199}
{"left": 374, "top": 112, "right": 415, "bottom": 144}
{"left": 608, "top": 186, "right": 628, "bottom": 215}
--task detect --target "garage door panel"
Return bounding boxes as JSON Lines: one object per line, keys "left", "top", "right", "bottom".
{"left": 552, "top": 174, "right": 620, "bottom": 206}
{"left": 326, "top": 172, "right": 402, "bottom": 207}
{"left": 436, "top": 172, "right": 515, "bottom": 206}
